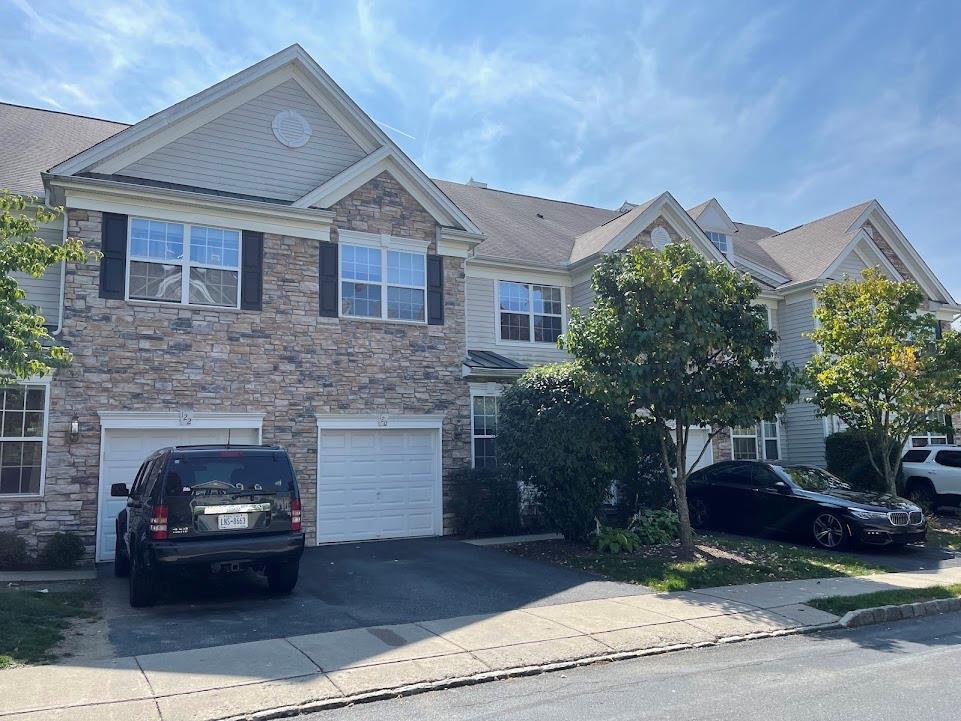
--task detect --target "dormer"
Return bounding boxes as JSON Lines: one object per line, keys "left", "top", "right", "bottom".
{"left": 688, "top": 198, "right": 738, "bottom": 260}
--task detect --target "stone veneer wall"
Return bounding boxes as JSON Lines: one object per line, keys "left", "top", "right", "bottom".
{"left": 3, "top": 172, "right": 471, "bottom": 556}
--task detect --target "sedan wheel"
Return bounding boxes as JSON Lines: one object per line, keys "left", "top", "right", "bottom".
{"left": 812, "top": 512, "right": 847, "bottom": 550}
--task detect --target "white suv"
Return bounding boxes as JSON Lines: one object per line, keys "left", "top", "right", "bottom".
{"left": 901, "top": 445, "right": 961, "bottom": 511}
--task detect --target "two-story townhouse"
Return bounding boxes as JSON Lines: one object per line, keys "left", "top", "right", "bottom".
{"left": 1, "top": 45, "right": 958, "bottom": 561}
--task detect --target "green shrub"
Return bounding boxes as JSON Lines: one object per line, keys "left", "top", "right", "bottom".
{"left": 615, "top": 424, "right": 676, "bottom": 517}
{"left": 593, "top": 526, "right": 642, "bottom": 554}
{"left": 497, "top": 363, "right": 635, "bottom": 541}
{"left": 0, "top": 532, "right": 28, "bottom": 570}
{"left": 448, "top": 466, "right": 521, "bottom": 538}
{"left": 630, "top": 508, "right": 680, "bottom": 545}
{"left": 40, "top": 533, "right": 85, "bottom": 569}
{"left": 825, "top": 429, "right": 901, "bottom": 494}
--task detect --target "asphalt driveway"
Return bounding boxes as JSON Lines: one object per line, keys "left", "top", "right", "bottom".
{"left": 97, "top": 537, "right": 652, "bottom": 658}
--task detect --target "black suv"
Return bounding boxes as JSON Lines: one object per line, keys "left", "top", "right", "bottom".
{"left": 111, "top": 444, "right": 305, "bottom": 607}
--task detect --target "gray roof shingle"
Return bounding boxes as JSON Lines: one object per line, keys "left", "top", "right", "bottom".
{"left": 568, "top": 195, "right": 660, "bottom": 263}
{"left": 0, "top": 103, "right": 128, "bottom": 196}
{"left": 755, "top": 202, "right": 872, "bottom": 283}
{"left": 434, "top": 180, "right": 619, "bottom": 266}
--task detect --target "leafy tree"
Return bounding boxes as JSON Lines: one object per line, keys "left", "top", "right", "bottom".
{"left": 496, "top": 363, "right": 635, "bottom": 541}
{"left": 805, "top": 267, "right": 961, "bottom": 495}
{"left": 564, "top": 243, "right": 796, "bottom": 548}
{"left": 0, "top": 192, "right": 91, "bottom": 380}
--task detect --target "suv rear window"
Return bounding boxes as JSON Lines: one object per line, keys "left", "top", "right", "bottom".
{"left": 935, "top": 450, "right": 961, "bottom": 468}
{"left": 164, "top": 452, "right": 295, "bottom": 497}
{"left": 902, "top": 449, "right": 931, "bottom": 463}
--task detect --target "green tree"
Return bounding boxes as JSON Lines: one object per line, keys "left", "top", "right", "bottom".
{"left": 496, "top": 363, "right": 635, "bottom": 541}
{"left": 805, "top": 267, "right": 961, "bottom": 495}
{"left": 564, "top": 243, "right": 796, "bottom": 548}
{"left": 0, "top": 192, "right": 92, "bottom": 379}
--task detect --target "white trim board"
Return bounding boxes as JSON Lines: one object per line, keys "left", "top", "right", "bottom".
{"left": 315, "top": 413, "right": 444, "bottom": 430}
{"left": 58, "top": 177, "right": 334, "bottom": 241}
{"left": 97, "top": 411, "right": 265, "bottom": 430}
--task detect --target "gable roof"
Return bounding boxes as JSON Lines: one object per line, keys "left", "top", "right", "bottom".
{"left": 755, "top": 201, "right": 873, "bottom": 284}
{"left": 434, "top": 180, "right": 618, "bottom": 266}
{"left": 45, "top": 44, "right": 481, "bottom": 236}
{"left": 569, "top": 195, "right": 659, "bottom": 263}
{"left": 0, "top": 103, "right": 127, "bottom": 196}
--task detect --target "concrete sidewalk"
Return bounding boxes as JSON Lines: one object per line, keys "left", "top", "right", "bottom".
{"left": 6, "top": 566, "right": 961, "bottom": 721}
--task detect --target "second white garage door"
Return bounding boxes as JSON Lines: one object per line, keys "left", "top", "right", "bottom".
{"left": 316, "top": 428, "right": 441, "bottom": 544}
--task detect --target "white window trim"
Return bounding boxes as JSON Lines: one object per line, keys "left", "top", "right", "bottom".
{"left": 125, "top": 216, "right": 242, "bottom": 309}
{"left": 495, "top": 280, "right": 567, "bottom": 346}
{"left": 705, "top": 231, "right": 729, "bottom": 254}
{"left": 731, "top": 425, "right": 759, "bottom": 461}
{"left": 0, "top": 377, "right": 51, "bottom": 500}
{"left": 469, "top": 383, "right": 505, "bottom": 468}
{"left": 762, "top": 419, "right": 781, "bottom": 461}
{"left": 337, "top": 229, "right": 430, "bottom": 325}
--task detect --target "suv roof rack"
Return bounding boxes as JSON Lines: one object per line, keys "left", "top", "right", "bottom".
{"left": 169, "top": 443, "right": 284, "bottom": 451}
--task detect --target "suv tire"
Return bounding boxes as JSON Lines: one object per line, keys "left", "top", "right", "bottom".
{"left": 266, "top": 560, "right": 300, "bottom": 594}
{"left": 113, "top": 533, "right": 130, "bottom": 578}
{"left": 129, "top": 551, "right": 157, "bottom": 607}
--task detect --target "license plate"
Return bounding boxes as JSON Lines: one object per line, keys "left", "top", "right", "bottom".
{"left": 217, "top": 513, "right": 249, "bottom": 530}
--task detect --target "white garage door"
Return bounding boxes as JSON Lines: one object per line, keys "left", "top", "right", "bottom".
{"left": 316, "top": 428, "right": 441, "bottom": 544}
{"left": 96, "top": 426, "right": 259, "bottom": 561}
{"left": 685, "top": 428, "right": 714, "bottom": 473}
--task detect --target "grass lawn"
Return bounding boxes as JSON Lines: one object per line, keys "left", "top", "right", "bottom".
{"left": 0, "top": 589, "right": 95, "bottom": 669}
{"left": 926, "top": 515, "right": 961, "bottom": 551}
{"left": 808, "top": 583, "right": 961, "bottom": 616}
{"left": 503, "top": 532, "right": 891, "bottom": 592}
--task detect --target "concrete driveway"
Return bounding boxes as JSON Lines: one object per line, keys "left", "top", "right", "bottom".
{"left": 97, "top": 537, "right": 652, "bottom": 658}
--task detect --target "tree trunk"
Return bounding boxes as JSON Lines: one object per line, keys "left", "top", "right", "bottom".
{"left": 674, "top": 477, "right": 694, "bottom": 548}
{"left": 881, "top": 438, "right": 898, "bottom": 496}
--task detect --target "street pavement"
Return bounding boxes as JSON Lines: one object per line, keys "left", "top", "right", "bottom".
{"left": 301, "top": 611, "right": 961, "bottom": 721}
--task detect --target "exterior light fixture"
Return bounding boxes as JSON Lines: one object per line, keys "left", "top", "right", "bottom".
{"left": 69, "top": 415, "right": 80, "bottom": 443}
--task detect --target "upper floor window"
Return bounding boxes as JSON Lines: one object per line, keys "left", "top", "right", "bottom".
{"left": 498, "top": 281, "right": 563, "bottom": 343}
{"left": 340, "top": 241, "right": 427, "bottom": 322}
{"left": 705, "top": 231, "right": 728, "bottom": 254}
{"left": 0, "top": 385, "right": 46, "bottom": 496}
{"left": 128, "top": 218, "right": 241, "bottom": 308}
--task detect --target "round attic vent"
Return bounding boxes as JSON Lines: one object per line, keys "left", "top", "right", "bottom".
{"left": 272, "top": 110, "right": 312, "bottom": 148}
{"left": 651, "top": 226, "right": 671, "bottom": 250}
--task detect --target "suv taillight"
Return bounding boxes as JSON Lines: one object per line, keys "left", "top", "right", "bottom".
{"left": 291, "top": 499, "right": 302, "bottom": 531}
{"left": 150, "top": 505, "right": 169, "bottom": 540}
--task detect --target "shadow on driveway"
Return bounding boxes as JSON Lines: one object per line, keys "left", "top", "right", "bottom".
{"left": 98, "top": 537, "right": 652, "bottom": 658}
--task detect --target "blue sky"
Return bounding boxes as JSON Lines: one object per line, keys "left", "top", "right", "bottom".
{"left": 3, "top": 0, "right": 960, "bottom": 295}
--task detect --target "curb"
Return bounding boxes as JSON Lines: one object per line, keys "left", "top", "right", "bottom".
{"left": 220, "top": 622, "right": 840, "bottom": 721}
{"left": 839, "top": 596, "right": 961, "bottom": 628}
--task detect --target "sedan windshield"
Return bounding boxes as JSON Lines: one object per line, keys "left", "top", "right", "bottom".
{"left": 775, "top": 465, "right": 851, "bottom": 492}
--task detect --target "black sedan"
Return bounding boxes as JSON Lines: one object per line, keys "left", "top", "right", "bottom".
{"left": 686, "top": 461, "right": 926, "bottom": 550}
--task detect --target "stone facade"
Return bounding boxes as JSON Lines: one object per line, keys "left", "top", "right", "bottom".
{"left": 625, "top": 217, "right": 684, "bottom": 250}
{"left": 1, "top": 174, "right": 471, "bottom": 556}
{"left": 711, "top": 427, "right": 733, "bottom": 462}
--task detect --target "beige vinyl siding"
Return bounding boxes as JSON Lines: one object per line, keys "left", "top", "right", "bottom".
{"left": 119, "top": 79, "right": 366, "bottom": 201}
{"left": 465, "top": 276, "right": 571, "bottom": 367}
{"left": 778, "top": 297, "right": 826, "bottom": 466}
{"left": 11, "top": 217, "right": 63, "bottom": 327}
{"left": 571, "top": 277, "right": 595, "bottom": 312}
{"left": 828, "top": 250, "right": 868, "bottom": 281}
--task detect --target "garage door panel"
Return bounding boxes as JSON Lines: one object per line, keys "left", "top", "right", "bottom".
{"left": 97, "top": 426, "right": 258, "bottom": 562}
{"left": 316, "top": 427, "right": 441, "bottom": 544}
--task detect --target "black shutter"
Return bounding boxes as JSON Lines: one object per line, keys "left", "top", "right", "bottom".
{"left": 319, "top": 240, "right": 339, "bottom": 317}
{"left": 426, "top": 254, "right": 444, "bottom": 325}
{"left": 99, "top": 212, "right": 128, "bottom": 299}
{"left": 240, "top": 230, "right": 264, "bottom": 310}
